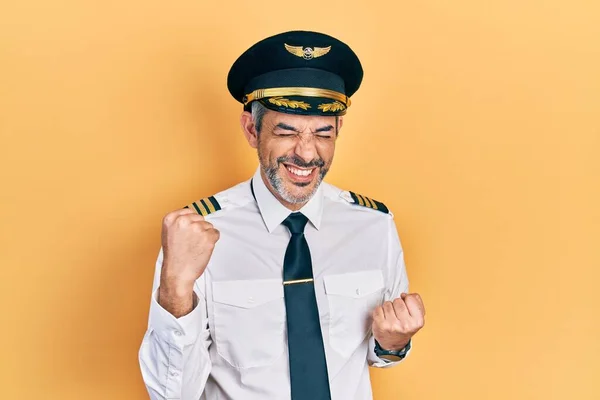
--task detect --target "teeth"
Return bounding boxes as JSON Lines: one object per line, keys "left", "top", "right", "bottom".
{"left": 287, "top": 166, "right": 313, "bottom": 177}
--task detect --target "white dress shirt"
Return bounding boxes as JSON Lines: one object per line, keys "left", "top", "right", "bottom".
{"left": 139, "top": 167, "right": 411, "bottom": 400}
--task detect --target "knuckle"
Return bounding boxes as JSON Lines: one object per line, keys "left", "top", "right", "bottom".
{"left": 411, "top": 319, "right": 422, "bottom": 330}
{"left": 393, "top": 298, "right": 405, "bottom": 307}
{"left": 175, "top": 215, "right": 190, "bottom": 227}
{"left": 163, "top": 212, "right": 176, "bottom": 225}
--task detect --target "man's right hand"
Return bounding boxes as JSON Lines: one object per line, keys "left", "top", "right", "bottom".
{"left": 158, "top": 208, "right": 220, "bottom": 317}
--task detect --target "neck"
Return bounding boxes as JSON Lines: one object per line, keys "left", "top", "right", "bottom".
{"left": 259, "top": 169, "right": 308, "bottom": 212}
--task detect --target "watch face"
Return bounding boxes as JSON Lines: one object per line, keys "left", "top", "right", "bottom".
{"left": 379, "top": 353, "right": 404, "bottom": 362}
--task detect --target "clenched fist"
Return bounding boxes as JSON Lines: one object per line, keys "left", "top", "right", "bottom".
{"left": 372, "top": 293, "right": 425, "bottom": 351}
{"left": 158, "top": 208, "right": 220, "bottom": 317}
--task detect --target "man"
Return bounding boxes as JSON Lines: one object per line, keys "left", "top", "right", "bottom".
{"left": 139, "top": 30, "right": 425, "bottom": 400}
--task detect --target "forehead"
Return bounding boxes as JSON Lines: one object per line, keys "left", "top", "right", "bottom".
{"left": 265, "top": 110, "right": 337, "bottom": 128}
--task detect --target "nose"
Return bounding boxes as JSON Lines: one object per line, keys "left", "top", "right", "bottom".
{"left": 293, "top": 132, "right": 317, "bottom": 163}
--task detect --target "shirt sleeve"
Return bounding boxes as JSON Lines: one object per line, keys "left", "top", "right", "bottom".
{"left": 138, "top": 248, "right": 212, "bottom": 400}
{"left": 368, "top": 215, "right": 412, "bottom": 368}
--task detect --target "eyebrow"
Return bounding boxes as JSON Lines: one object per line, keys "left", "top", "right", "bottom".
{"left": 275, "top": 123, "right": 301, "bottom": 133}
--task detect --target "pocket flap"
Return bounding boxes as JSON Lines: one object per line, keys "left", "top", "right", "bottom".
{"left": 324, "top": 270, "right": 384, "bottom": 298}
{"left": 213, "top": 279, "right": 284, "bottom": 308}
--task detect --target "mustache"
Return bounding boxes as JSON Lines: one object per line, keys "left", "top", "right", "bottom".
{"left": 277, "top": 155, "right": 325, "bottom": 169}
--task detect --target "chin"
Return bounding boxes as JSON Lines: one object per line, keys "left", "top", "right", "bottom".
{"left": 280, "top": 178, "right": 320, "bottom": 204}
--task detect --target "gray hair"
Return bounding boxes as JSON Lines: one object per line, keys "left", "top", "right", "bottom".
{"left": 251, "top": 101, "right": 268, "bottom": 134}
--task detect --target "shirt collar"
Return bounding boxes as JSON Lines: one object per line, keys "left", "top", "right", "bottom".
{"left": 251, "top": 167, "right": 323, "bottom": 233}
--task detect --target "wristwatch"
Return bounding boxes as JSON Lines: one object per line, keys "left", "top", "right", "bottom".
{"left": 374, "top": 339, "right": 412, "bottom": 362}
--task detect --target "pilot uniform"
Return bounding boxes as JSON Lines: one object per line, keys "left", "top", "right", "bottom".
{"left": 139, "top": 30, "right": 412, "bottom": 400}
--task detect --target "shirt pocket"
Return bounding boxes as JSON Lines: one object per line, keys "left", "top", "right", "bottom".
{"left": 324, "top": 270, "right": 385, "bottom": 357}
{"left": 212, "top": 278, "right": 285, "bottom": 369}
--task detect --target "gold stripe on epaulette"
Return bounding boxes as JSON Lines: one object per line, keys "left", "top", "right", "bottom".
{"left": 348, "top": 191, "right": 389, "bottom": 214}
{"left": 203, "top": 198, "right": 216, "bottom": 214}
{"left": 367, "top": 197, "right": 379, "bottom": 210}
{"left": 366, "top": 197, "right": 375, "bottom": 209}
{"left": 354, "top": 193, "right": 364, "bottom": 206}
{"left": 186, "top": 195, "right": 222, "bottom": 216}
{"left": 193, "top": 200, "right": 208, "bottom": 216}
{"left": 356, "top": 193, "right": 367, "bottom": 207}
{"left": 363, "top": 195, "right": 372, "bottom": 208}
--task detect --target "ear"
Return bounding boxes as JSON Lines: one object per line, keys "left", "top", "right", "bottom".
{"left": 337, "top": 116, "right": 344, "bottom": 135}
{"left": 240, "top": 111, "right": 258, "bottom": 149}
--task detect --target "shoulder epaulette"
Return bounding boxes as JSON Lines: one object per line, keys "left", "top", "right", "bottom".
{"left": 184, "top": 195, "right": 222, "bottom": 216}
{"left": 348, "top": 191, "right": 389, "bottom": 214}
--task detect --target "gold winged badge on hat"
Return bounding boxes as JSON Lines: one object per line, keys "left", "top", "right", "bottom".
{"left": 285, "top": 43, "right": 332, "bottom": 60}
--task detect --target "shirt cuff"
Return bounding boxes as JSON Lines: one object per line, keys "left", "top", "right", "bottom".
{"left": 148, "top": 288, "right": 206, "bottom": 347}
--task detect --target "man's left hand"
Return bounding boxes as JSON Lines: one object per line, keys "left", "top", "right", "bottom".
{"left": 372, "top": 293, "right": 425, "bottom": 351}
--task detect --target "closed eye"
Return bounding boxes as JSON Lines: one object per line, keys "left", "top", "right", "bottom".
{"left": 273, "top": 123, "right": 335, "bottom": 138}
{"left": 315, "top": 125, "right": 334, "bottom": 133}
{"left": 315, "top": 125, "right": 334, "bottom": 138}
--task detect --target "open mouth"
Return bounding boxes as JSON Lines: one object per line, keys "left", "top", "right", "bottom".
{"left": 282, "top": 163, "right": 317, "bottom": 183}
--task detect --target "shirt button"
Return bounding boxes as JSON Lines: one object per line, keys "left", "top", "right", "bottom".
{"left": 174, "top": 330, "right": 182, "bottom": 337}
{"left": 248, "top": 297, "right": 255, "bottom": 304}
{"left": 356, "top": 288, "right": 361, "bottom": 296}
{"left": 171, "top": 371, "right": 179, "bottom": 377}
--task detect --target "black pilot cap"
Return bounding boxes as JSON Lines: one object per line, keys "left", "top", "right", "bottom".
{"left": 227, "top": 30, "right": 363, "bottom": 116}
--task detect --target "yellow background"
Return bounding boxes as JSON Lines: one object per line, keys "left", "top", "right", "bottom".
{"left": 1, "top": 0, "right": 598, "bottom": 399}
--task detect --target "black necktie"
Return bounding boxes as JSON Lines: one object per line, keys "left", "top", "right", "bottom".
{"left": 282, "top": 213, "right": 331, "bottom": 400}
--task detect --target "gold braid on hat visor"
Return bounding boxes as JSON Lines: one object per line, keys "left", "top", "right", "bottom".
{"left": 243, "top": 87, "right": 351, "bottom": 108}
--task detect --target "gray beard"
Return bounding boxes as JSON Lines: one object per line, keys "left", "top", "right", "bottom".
{"left": 259, "top": 151, "right": 329, "bottom": 204}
